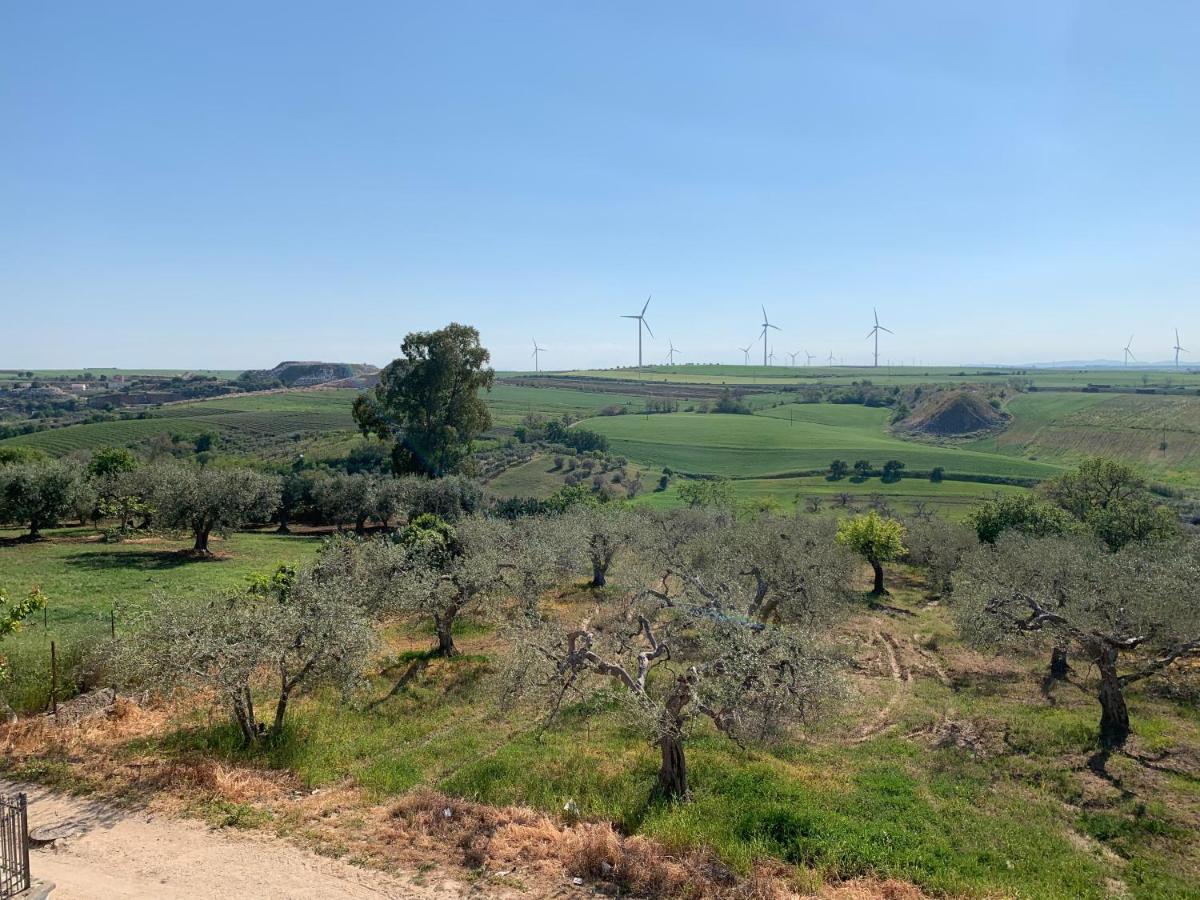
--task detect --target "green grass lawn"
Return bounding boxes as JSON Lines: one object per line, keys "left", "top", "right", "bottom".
{"left": 578, "top": 410, "right": 1061, "bottom": 480}
{"left": 0, "top": 528, "right": 321, "bottom": 711}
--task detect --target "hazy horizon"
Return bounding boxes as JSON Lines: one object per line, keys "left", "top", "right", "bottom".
{"left": 4, "top": 2, "right": 1198, "bottom": 370}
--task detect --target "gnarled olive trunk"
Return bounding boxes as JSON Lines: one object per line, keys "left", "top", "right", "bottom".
{"left": 231, "top": 686, "right": 259, "bottom": 748}
{"left": 657, "top": 731, "right": 688, "bottom": 800}
{"left": 1096, "top": 645, "right": 1130, "bottom": 747}
{"left": 591, "top": 560, "right": 607, "bottom": 588}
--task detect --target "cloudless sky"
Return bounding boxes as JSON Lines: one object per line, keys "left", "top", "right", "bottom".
{"left": 3, "top": 1, "right": 1198, "bottom": 370}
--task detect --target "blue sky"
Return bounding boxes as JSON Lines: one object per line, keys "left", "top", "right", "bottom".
{"left": 2, "top": 2, "right": 1198, "bottom": 370}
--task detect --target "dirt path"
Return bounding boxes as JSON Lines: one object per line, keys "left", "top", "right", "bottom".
{"left": 2, "top": 780, "right": 473, "bottom": 899}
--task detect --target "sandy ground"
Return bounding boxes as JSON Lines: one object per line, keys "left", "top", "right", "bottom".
{"left": 2, "top": 780, "right": 473, "bottom": 899}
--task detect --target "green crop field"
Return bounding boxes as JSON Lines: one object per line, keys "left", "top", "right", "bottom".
{"left": 578, "top": 409, "right": 1061, "bottom": 480}
{"left": 484, "top": 383, "right": 650, "bottom": 425}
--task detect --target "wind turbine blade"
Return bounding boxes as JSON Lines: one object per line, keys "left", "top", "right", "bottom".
{"left": 621, "top": 315, "right": 639, "bottom": 319}
{"left": 642, "top": 295, "right": 652, "bottom": 316}
{"left": 642, "top": 319, "right": 654, "bottom": 338}
{"left": 761, "top": 304, "right": 768, "bottom": 322}
{"left": 768, "top": 323, "right": 781, "bottom": 331}
{"left": 879, "top": 326, "right": 894, "bottom": 335}
{"left": 873, "top": 307, "right": 879, "bottom": 326}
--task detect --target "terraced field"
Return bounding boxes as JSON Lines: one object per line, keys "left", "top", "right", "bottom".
{"left": 578, "top": 409, "right": 1061, "bottom": 480}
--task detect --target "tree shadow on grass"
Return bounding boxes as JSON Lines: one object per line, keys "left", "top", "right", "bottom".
{"left": 63, "top": 549, "right": 223, "bottom": 572}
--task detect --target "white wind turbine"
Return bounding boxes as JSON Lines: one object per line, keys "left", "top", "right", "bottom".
{"left": 866, "top": 308, "right": 893, "bottom": 368}
{"left": 738, "top": 345, "right": 752, "bottom": 365}
{"left": 827, "top": 351, "right": 836, "bottom": 366}
{"left": 666, "top": 340, "right": 682, "bottom": 365}
{"left": 620, "top": 295, "right": 654, "bottom": 368}
{"left": 531, "top": 338, "right": 547, "bottom": 373}
{"left": 1122, "top": 334, "right": 1135, "bottom": 367}
{"left": 768, "top": 348, "right": 777, "bottom": 366}
{"left": 787, "top": 350, "right": 800, "bottom": 367}
{"left": 1174, "top": 329, "right": 1188, "bottom": 369}
{"left": 759, "top": 306, "right": 780, "bottom": 366}
{"left": 805, "top": 351, "right": 816, "bottom": 366}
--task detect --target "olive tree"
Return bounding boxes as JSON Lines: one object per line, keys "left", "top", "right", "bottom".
{"left": 0, "top": 460, "right": 87, "bottom": 539}
{"left": 561, "top": 503, "right": 640, "bottom": 588}
{"left": 376, "top": 516, "right": 527, "bottom": 656}
{"left": 836, "top": 511, "right": 907, "bottom": 595}
{"left": 118, "top": 563, "right": 374, "bottom": 747}
{"left": 647, "top": 511, "right": 853, "bottom": 624}
{"left": 148, "top": 463, "right": 281, "bottom": 554}
{"left": 312, "top": 472, "right": 377, "bottom": 533}
{"left": 955, "top": 534, "right": 1200, "bottom": 747}
{"left": 507, "top": 527, "right": 844, "bottom": 800}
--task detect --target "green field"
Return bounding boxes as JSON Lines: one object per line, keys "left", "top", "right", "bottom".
{"left": 578, "top": 409, "right": 1061, "bottom": 480}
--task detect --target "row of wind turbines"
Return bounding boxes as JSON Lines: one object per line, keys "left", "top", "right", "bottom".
{"left": 528, "top": 298, "right": 1190, "bottom": 372}
{"left": 1123, "top": 330, "right": 1189, "bottom": 367}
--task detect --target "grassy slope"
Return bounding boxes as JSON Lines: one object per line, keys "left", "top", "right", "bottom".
{"left": 967, "top": 392, "right": 1200, "bottom": 486}
{"left": 578, "top": 410, "right": 1061, "bottom": 479}
{"left": 6, "top": 534, "right": 1195, "bottom": 898}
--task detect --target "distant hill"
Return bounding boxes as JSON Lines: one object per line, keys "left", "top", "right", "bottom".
{"left": 240, "top": 361, "right": 380, "bottom": 388}
{"left": 900, "top": 390, "right": 1006, "bottom": 438}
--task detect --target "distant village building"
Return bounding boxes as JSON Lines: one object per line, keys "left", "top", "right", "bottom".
{"left": 69, "top": 383, "right": 88, "bottom": 391}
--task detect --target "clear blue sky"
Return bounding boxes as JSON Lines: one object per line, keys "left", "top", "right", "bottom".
{"left": 3, "top": 2, "right": 1198, "bottom": 370}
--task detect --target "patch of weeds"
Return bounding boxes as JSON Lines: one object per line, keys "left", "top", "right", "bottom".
{"left": 194, "top": 798, "right": 273, "bottom": 829}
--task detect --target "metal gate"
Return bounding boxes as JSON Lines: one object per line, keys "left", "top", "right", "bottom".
{"left": 0, "top": 794, "right": 30, "bottom": 899}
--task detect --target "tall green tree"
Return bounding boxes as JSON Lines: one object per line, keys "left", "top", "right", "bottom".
{"left": 836, "top": 511, "right": 907, "bottom": 595}
{"left": 1042, "top": 457, "right": 1175, "bottom": 551}
{"left": 0, "top": 460, "right": 87, "bottom": 539}
{"left": 353, "top": 324, "right": 495, "bottom": 477}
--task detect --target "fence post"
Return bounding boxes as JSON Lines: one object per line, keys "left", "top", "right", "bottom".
{"left": 50, "top": 641, "right": 57, "bottom": 717}
{"left": 110, "top": 606, "right": 116, "bottom": 639}
{"left": 19, "top": 794, "right": 29, "bottom": 895}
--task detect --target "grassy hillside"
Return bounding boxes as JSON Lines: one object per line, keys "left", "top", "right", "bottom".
{"left": 968, "top": 392, "right": 1200, "bottom": 486}
{"left": 579, "top": 410, "right": 1061, "bottom": 480}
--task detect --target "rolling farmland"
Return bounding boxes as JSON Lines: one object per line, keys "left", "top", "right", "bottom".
{"left": 578, "top": 408, "right": 1061, "bottom": 479}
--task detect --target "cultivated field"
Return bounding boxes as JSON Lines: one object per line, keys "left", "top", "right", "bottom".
{"left": 578, "top": 409, "right": 1060, "bottom": 480}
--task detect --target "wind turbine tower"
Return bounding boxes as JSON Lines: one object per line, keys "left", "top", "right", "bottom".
{"left": 866, "top": 308, "right": 894, "bottom": 368}
{"left": 1122, "top": 335, "right": 1135, "bottom": 367}
{"left": 805, "top": 351, "right": 816, "bottom": 366}
{"left": 666, "top": 340, "right": 682, "bottom": 365}
{"left": 759, "top": 306, "right": 780, "bottom": 366}
{"left": 1174, "top": 329, "right": 1188, "bottom": 369}
{"left": 827, "top": 351, "right": 835, "bottom": 366}
{"left": 788, "top": 351, "right": 800, "bottom": 367}
{"left": 531, "top": 338, "right": 547, "bottom": 373}
{"left": 620, "top": 295, "right": 654, "bottom": 368}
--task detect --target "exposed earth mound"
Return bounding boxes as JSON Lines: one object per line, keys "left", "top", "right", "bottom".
{"left": 902, "top": 390, "right": 1005, "bottom": 437}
